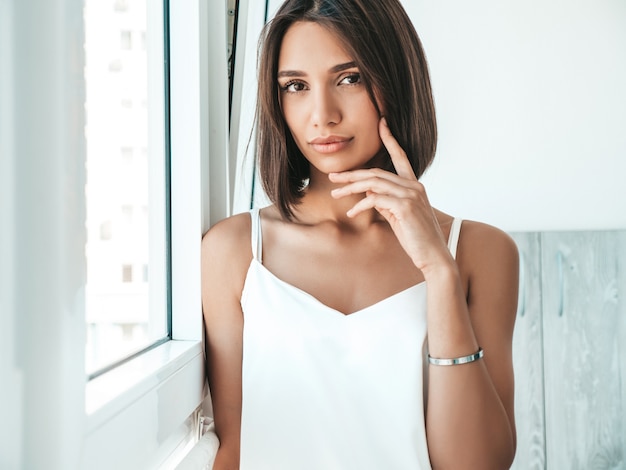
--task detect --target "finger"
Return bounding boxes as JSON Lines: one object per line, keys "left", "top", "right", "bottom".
{"left": 345, "top": 193, "right": 383, "bottom": 218}
{"left": 346, "top": 193, "right": 414, "bottom": 219}
{"left": 329, "top": 168, "right": 411, "bottom": 187}
{"left": 379, "top": 117, "right": 417, "bottom": 181}
{"left": 331, "top": 177, "right": 418, "bottom": 200}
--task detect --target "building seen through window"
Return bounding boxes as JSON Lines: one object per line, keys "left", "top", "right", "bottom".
{"left": 84, "top": 0, "right": 168, "bottom": 375}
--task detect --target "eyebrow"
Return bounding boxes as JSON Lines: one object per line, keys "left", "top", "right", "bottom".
{"left": 277, "top": 61, "right": 357, "bottom": 78}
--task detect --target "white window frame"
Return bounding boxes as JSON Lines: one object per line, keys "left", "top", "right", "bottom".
{"left": 82, "top": 0, "right": 230, "bottom": 466}
{"left": 0, "top": 1, "right": 20, "bottom": 468}
{"left": 230, "top": 0, "right": 284, "bottom": 214}
{"left": 230, "top": 0, "right": 264, "bottom": 213}
{"left": 1, "top": 0, "right": 229, "bottom": 467}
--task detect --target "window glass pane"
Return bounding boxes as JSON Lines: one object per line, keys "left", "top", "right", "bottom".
{"left": 84, "top": 0, "right": 168, "bottom": 376}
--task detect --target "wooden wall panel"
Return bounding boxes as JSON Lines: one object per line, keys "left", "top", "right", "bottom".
{"left": 510, "top": 232, "right": 546, "bottom": 470}
{"left": 541, "top": 232, "right": 624, "bottom": 470}
{"left": 618, "top": 231, "right": 626, "bottom": 468}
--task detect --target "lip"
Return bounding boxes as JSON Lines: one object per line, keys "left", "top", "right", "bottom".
{"left": 308, "top": 135, "right": 353, "bottom": 154}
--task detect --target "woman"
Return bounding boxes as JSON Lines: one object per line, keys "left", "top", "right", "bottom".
{"left": 202, "top": 0, "right": 518, "bottom": 468}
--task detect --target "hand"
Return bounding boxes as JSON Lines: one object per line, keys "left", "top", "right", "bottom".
{"left": 329, "top": 118, "right": 453, "bottom": 274}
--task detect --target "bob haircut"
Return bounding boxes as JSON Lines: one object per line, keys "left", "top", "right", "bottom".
{"left": 256, "top": 0, "right": 437, "bottom": 220}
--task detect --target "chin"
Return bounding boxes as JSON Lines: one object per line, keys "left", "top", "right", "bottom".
{"left": 306, "top": 148, "right": 385, "bottom": 175}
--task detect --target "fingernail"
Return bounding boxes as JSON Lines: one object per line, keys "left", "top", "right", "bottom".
{"left": 381, "top": 117, "right": 388, "bottom": 127}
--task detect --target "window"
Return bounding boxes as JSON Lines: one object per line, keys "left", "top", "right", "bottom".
{"left": 100, "top": 220, "right": 113, "bottom": 240}
{"left": 120, "top": 30, "right": 132, "bottom": 50}
{"left": 121, "top": 264, "right": 133, "bottom": 282}
{"left": 108, "top": 58, "right": 123, "bottom": 72}
{"left": 120, "top": 204, "right": 134, "bottom": 224}
{"left": 7, "top": 0, "right": 226, "bottom": 467}
{"left": 121, "top": 145, "right": 133, "bottom": 162}
{"left": 84, "top": 0, "right": 169, "bottom": 377}
{"left": 114, "top": 0, "right": 129, "bottom": 12}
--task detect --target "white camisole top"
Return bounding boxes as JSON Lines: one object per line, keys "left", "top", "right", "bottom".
{"left": 239, "top": 208, "right": 463, "bottom": 470}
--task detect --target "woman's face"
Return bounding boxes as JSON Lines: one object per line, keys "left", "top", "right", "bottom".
{"left": 277, "top": 21, "right": 383, "bottom": 176}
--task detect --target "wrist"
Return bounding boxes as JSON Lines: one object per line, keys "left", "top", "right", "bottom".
{"left": 419, "top": 257, "right": 459, "bottom": 284}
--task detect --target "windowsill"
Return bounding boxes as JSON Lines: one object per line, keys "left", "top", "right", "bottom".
{"left": 85, "top": 339, "right": 204, "bottom": 433}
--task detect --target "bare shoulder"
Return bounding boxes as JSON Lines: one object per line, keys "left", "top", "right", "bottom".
{"left": 457, "top": 220, "right": 519, "bottom": 277}
{"left": 433, "top": 209, "right": 518, "bottom": 278}
{"left": 201, "top": 212, "right": 253, "bottom": 302}
{"left": 456, "top": 220, "right": 519, "bottom": 323}
{"left": 202, "top": 212, "right": 252, "bottom": 259}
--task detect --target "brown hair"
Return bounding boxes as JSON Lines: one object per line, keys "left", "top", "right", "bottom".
{"left": 256, "top": 0, "right": 437, "bottom": 220}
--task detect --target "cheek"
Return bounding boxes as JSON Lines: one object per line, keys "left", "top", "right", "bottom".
{"left": 361, "top": 105, "right": 382, "bottom": 145}
{"left": 281, "top": 103, "right": 304, "bottom": 141}
{"left": 356, "top": 93, "right": 381, "bottom": 125}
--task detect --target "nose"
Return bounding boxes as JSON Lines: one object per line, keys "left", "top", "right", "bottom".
{"left": 310, "top": 87, "right": 341, "bottom": 128}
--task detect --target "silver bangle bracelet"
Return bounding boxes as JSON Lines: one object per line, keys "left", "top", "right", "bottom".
{"left": 428, "top": 347, "right": 484, "bottom": 366}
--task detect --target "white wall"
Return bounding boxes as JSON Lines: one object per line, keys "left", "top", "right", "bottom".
{"left": 1, "top": 0, "right": 87, "bottom": 468}
{"left": 405, "top": 0, "right": 626, "bottom": 232}
{"left": 236, "top": 0, "right": 626, "bottom": 231}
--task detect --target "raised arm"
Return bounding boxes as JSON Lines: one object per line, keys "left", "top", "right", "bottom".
{"left": 329, "top": 117, "right": 518, "bottom": 469}
{"left": 424, "top": 222, "right": 518, "bottom": 469}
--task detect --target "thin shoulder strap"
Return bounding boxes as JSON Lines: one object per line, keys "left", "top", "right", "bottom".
{"left": 249, "top": 208, "right": 263, "bottom": 262}
{"left": 447, "top": 218, "right": 463, "bottom": 260}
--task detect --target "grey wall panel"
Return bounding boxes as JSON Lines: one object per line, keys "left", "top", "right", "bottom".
{"left": 510, "top": 232, "right": 546, "bottom": 470}
{"left": 542, "top": 232, "right": 624, "bottom": 470}
{"left": 619, "top": 230, "right": 626, "bottom": 468}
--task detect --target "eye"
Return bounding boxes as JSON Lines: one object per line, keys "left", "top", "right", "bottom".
{"left": 280, "top": 80, "right": 307, "bottom": 93}
{"left": 339, "top": 73, "right": 361, "bottom": 86}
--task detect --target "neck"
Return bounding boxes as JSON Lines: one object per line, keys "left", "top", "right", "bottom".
{"left": 294, "top": 167, "right": 380, "bottom": 227}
